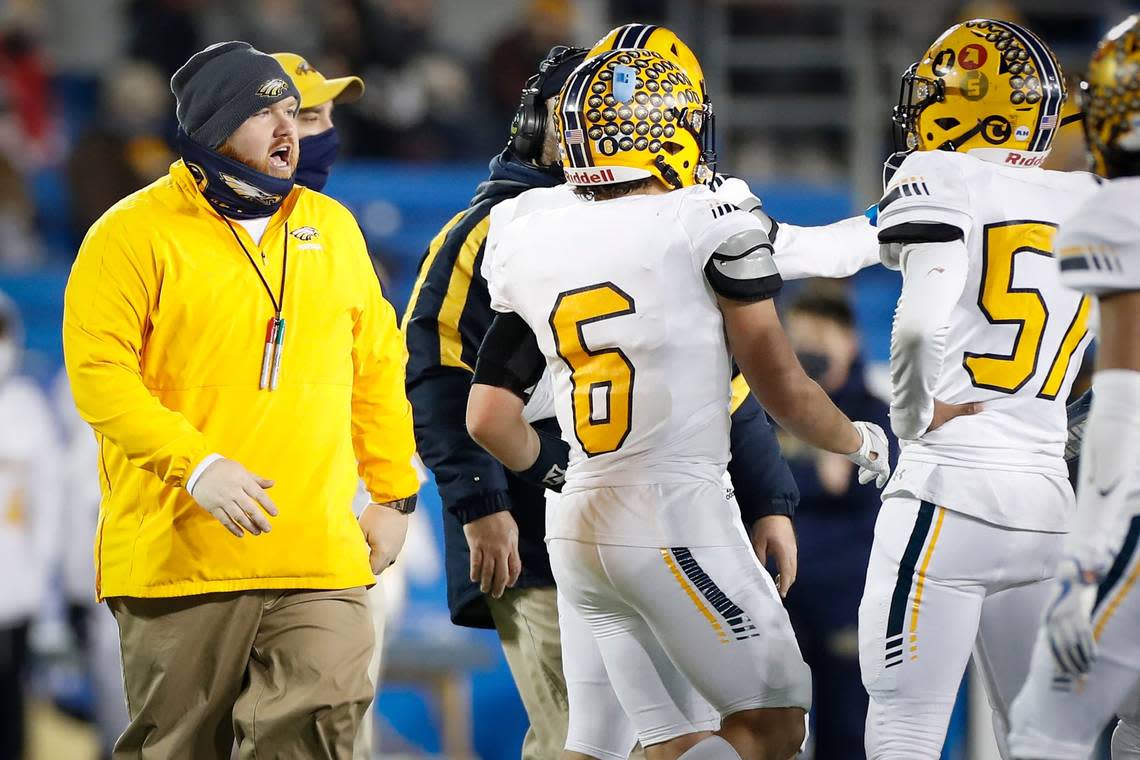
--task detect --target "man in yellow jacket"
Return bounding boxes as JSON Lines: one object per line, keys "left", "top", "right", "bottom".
{"left": 62, "top": 41, "right": 419, "bottom": 760}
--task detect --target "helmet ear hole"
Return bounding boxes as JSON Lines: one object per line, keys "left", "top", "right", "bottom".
{"left": 661, "top": 141, "right": 684, "bottom": 156}
{"left": 935, "top": 117, "right": 961, "bottom": 130}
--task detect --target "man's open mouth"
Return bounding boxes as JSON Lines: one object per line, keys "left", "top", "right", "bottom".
{"left": 268, "top": 144, "right": 292, "bottom": 171}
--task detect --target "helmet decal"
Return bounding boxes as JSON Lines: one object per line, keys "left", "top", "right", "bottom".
{"left": 892, "top": 18, "right": 1065, "bottom": 160}
{"left": 559, "top": 48, "right": 710, "bottom": 188}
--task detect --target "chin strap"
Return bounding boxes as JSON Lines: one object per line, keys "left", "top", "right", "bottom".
{"left": 654, "top": 155, "right": 684, "bottom": 190}
{"left": 937, "top": 111, "right": 1083, "bottom": 153}
{"left": 935, "top": 121, "right": 985, "bottom": 152}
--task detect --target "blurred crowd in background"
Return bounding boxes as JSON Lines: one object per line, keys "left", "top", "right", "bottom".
{"left": 0, "top": 0, "right": 1115, "bottom": 270}
{"left": 0, "top": 0, "right": 1130, "bottom": 758}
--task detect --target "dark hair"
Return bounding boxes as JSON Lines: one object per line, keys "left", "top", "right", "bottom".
{"left": 572, "top": 177, "right": 656, "bottom": 201}
{"left": 788, "top": 289, "right": 855, "bottom": 328}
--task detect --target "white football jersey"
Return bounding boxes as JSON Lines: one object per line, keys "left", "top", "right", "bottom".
{"left": 0, "top": 377, "right": 62, "bottom": 625}
{"left": 489, "top": 178, "right": 881, "bottom": 296}
{"left": 486, "top": 175, "right": 881, "bottom": 428}
{"left": 1056, "top": 176, "right": 1140, "bottom": 296}
{"left": 483, "top": 184, "right": 770, "bottom": 547}
{"left": 879, "top": 150, "right": 1100, "bottom": 530}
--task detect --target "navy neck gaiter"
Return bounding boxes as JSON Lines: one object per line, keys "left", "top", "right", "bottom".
{"left": 295, "top": 127, "right": 341, "bottom": 192}
{"left": 176, "top": 128, "right": 295, "bottom": 219}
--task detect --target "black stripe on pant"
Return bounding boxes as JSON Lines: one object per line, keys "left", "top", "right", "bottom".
{"left": 1094, "top": 515, "right": 1140, "bottom": 613}
{"left": 884, "top": 501, "right": 936, "bottom": 669}
{"left": 671, "top": 548, "right": 760, "bottom": 641}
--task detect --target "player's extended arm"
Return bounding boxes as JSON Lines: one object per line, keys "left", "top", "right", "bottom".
{"left": 719, "top": 296, "right": 888, "bottom": 486}
{"left": 886, "top": 239, "right": 971, "bottom": 439}
{"left": 723, "top": 297, "right": 859, "bottom": 454}
{"left": 709, "top": 175, "right": 880, "bottom": 280}
{"left": 1044, "top": 292, "right": 1140, "bottom": 676}
{"left": 468, "top": 312, "right": 569, "bottom": 490}
{"left": 1066, "top": 291, "right": 1140, "bottom": 574}
{"left": 773, "top": 217, "right": 881, "bottom": 281}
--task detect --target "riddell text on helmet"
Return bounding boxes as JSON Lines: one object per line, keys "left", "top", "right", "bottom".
{"left": 564, "top": 167, "right": 617, "bottom": 185}
{"left": 1004, "top": 151, "right": 1046, "bottom": 167}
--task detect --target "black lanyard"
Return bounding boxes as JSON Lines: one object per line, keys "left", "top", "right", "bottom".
{"left": 224, "top": 218, "right": 288, "bottom": 317}
{"left": 223, "top": 218, "right": 289, "bottom": 390}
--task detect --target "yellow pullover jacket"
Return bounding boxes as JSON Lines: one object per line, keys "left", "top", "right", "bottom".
{"left": 63, "top": 161, "right": 419, "bottom": 599}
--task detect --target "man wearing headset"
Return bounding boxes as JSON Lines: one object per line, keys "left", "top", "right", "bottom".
{"left": 403, "top": 45, "right": 802, "bottom": 759}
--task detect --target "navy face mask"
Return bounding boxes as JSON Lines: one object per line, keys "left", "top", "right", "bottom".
{"left": 295, "top": 127, "right": 341, "bottom": 192}
{"left": 176, "top": 128, "right": 295, "bottom": 219}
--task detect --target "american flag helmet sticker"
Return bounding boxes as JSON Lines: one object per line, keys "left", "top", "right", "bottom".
{"left": 564, "top": 128, "right": 585, "bottom": 145}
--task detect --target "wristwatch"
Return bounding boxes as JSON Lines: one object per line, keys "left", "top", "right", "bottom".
{"left": 380, "top": 494, "right": 417, "bottom": 515}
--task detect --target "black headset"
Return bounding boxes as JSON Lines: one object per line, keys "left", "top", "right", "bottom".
{"left": 509, "top": 45, "right": 588, "bottom": 163}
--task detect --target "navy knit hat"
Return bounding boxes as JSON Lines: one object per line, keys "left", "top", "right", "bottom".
{"left": 171, "top": 41, "right": 301, "bottom": 148}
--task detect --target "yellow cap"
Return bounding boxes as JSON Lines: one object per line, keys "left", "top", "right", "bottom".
{"left": 271, "top": 52, "right": 364, "bottom": 109}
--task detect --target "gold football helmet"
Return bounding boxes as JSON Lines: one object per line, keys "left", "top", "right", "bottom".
{"left": 894, "top": 19, "right": 1065, "bottom": 162}
{"left": 583, "top": 24, "right": 715, "bottom": 181}
{"left": 558, "top": 48, "right": 710, "bottom": 189}
{"left": 1083, "top": 14, "right": 1140, "bottom": 177}
{"left": 587, "top": 24, "right": 707, "bottom": 103}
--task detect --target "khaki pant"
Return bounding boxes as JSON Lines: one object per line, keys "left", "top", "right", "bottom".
{"left": 110, "top": 587, "right": 375, "bottom": 760}
{"left": 354, "top": 579, "right": 388, "bottom": 760}
{"left": 487, "top": 586, "right": 569, "bottom": 760}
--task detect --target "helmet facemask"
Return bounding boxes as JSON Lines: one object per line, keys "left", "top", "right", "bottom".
{"left": 893, "top": 63, "right": 946, "bottom": 153}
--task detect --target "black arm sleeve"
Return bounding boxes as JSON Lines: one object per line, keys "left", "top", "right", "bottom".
{"left": 472, "top": 312, "right": 546, "bottom": 398}
{"left": 728, "top": 394, "right": 800, "bottom": 524}
{"left": 877, "top": 221, "right": 964, "bottom": 244}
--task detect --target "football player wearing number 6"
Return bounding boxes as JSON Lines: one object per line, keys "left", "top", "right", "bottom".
{"left": 1007, "top": 15, "right": 1140, "bottom": 759}
{"left": 857, "top": 19, "right": 1099, "bottom": 760}
{"left": 467, "top": 48, "right": 890, "bottom": 760}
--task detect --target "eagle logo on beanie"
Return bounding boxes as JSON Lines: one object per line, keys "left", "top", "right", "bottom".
{"left": 256, "top": 78, "right": 289, "bottom": 98}
{"left": 220, "top": 172, "right": 283, "bottom": 205}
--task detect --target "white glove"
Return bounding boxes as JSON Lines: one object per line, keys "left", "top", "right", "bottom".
{"left": 1045, "top": 558, "right": 1101, "bottom": 677}
{"left": 846, "top": 421, "right": 891, "bottom": 488}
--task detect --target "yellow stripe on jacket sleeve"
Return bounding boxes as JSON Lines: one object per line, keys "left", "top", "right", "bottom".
{"left": 438, "top": 215, "right": 492, "bottom": 371}
{"left": 730, "top": 374, "right": 751, "bottom": 413}
{"left": 400, "top": 210, "right": 466, "bottom": 332}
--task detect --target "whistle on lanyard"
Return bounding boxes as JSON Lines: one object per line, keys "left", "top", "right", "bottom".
{"left": 259, "top": 316, "right": 286, "bottom": 391}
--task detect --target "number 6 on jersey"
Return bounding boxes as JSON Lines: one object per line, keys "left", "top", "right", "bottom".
{"left": 549, "top": 283, "right": 636, "bottom": 456}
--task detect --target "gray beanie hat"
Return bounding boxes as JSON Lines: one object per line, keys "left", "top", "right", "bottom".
{"left": 171, "top": 41, "right": 302, "bottom": 148}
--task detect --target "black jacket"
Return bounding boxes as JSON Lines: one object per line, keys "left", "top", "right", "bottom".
{"left": 404, "top": 152, "right": 800, "bottom": 628}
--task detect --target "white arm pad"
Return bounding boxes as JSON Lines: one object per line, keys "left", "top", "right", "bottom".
{"left": 1066, "top": 370, "right": 1140, "bottom": 572}
{"left": 889, "top": 240, "right": 969, "bottom": 439}
{"left": 773, "top": 216, "right": 881, "bottom": 281}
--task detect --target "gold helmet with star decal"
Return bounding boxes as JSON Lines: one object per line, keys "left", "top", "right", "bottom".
{"left": 558, "top": 48, "right": 710, "bottom": 189}
{"left": 1083, "top": 14, "right": 1140, "bottom": 177}
{"left": 894, "top": 19, "right": 1065, "bottom": 165}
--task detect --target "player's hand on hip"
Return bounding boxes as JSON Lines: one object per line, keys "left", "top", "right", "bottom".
{"left": 846, "top": 421, "right": 891, "bottom": 488}
{"left": 464, "top": 511, "right": 521, "bottom": 599}
{"left": 358, "top": 502, "right": 410, "bottom": 575}
{"left": 926, "top": 398, "right": 983, "bottom": 434}
{"left": 751, "top": 515, "right": 798, "bottom": 598}
{"left": 1045, "top": 558, "right": 1101, "bottom": 677}
{"left": 189, "top": 457, "right": 278, "bottom": 537}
